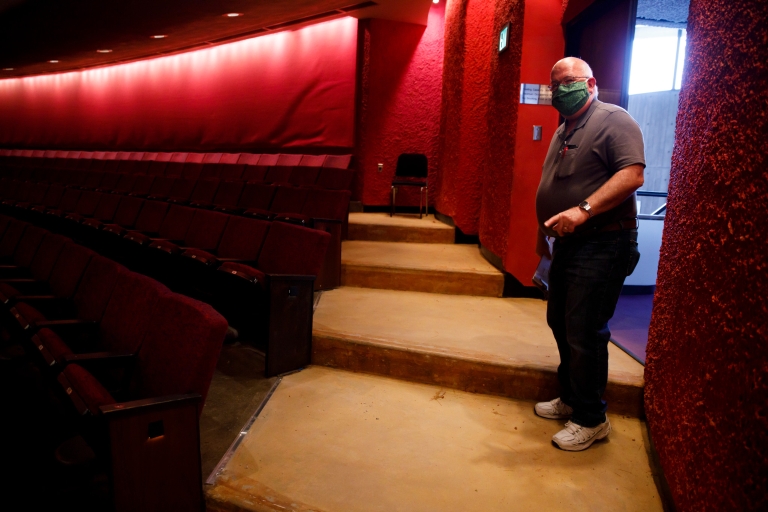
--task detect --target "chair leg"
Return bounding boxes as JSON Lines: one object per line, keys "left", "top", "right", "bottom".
{"left": 390, "top": 186, "right": 396, "bottom": 217}
{"left": 419, "top": 187, "right": 423, "bottom": 219}
{"left": 425, "top": 185, "right": 429, "bottom": 218}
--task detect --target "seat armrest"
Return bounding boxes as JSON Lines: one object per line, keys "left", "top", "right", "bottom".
{"left": 61, "top": 350, "right": 135, "bottom": 368}
{"left": 100, "top": 393, "right": 201, "bottom": 417}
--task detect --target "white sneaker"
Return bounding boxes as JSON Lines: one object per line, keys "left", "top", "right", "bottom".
{"left": 552, "top": 419, "right": 611, "bottom": 451}
{"left": 534, "top": 397, "right": 573, "bottom": 419}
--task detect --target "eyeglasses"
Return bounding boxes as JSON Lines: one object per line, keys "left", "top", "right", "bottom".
{"left": 548, "top": 76, "right": 590, "bottom": 92}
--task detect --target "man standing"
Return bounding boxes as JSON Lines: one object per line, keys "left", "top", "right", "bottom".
{"left": 534, "top": 57, "right": 645, "bottom": 451}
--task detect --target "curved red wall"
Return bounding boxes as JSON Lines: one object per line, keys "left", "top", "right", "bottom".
{"left": 644, "top": 0, "right": 768, "bottom": 509}
{"left": 0, "top": 18, "right": 358, "bottom": 151}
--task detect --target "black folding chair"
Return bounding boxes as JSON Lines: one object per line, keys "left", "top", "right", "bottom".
{"left": 390, "top": 153, "right": 428, "bottom": 218}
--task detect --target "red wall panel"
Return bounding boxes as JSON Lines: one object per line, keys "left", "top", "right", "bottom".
{"left": 355, "top": 3, "right": 445, "bottom": 205}
{"left": 644, "top": 0, "right": 768, "bottom": 509}
{"left": 0, "top": 18, "right": 358, "bottom": 151}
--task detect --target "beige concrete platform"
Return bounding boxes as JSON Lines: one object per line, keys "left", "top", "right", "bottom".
{"left": 348, "top": 212, "right": 454, "bottom": 243}
{"left": 342, "top": 241, "right": 504, "bottom": 297}
{"left": 312, "top": 287, "right": 645, "bottom": 418}
{"left": 206, "top": 367, "right": 662, "bottom": 512}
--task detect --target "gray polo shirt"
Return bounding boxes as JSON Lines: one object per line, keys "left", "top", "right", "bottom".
{"left": 536, "top": 99, "right": 645, "bottom": 237}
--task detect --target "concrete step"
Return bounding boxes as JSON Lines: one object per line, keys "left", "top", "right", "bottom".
{"left": 311, "top": 287, "right": 645, "bottom": 419}
{"left": 206, "top": 366, "right": 662, "bottom": 512}
{"left": 348, "top": 212, "right": 454, "bottom": 243}
{"left": 342, "top": 241, "right": 504, "bottom": 297}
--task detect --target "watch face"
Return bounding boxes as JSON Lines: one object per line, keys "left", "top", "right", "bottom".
{"left": 579, "top": 201, "right": 590, "bottom": 210}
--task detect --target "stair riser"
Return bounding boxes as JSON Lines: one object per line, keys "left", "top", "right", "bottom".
{"left": 348, "top": 224, "right": 454, "bottom": 244}
{"left": 312, "top": 335, "right": 645, "bottom": 419}
{"left": 341, "top": 265, "right": 504, "bottom": 297}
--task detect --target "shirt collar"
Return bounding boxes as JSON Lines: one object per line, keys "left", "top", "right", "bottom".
{"left": 559, "top": 99, "right": 602, "bottom": 140}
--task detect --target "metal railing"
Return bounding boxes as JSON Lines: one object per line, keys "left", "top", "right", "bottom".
{"left": 637, "top": 190, "right": 667, "bottom": 220}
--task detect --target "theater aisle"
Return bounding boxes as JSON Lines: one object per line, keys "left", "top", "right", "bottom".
{"left": 206, "top": 213, "right": 655, "bottom": 511}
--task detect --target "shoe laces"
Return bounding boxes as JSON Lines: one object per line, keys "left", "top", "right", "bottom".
{"left": 563, "top": 421, "right": 593, "bottom": 443}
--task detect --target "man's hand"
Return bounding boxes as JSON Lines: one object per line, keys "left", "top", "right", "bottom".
{"left": 544, "top": 206, "right": 590, "bottom": 237}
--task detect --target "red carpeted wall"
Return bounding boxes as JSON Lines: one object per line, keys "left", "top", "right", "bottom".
{"left": 355, "top": 2, "right": 445, "bottom": 205}
{"left": 644, "top": 0, "right": 768, "bottom": 510}
{"left": 0, "top": 18, "right": 357, "bottom": 151}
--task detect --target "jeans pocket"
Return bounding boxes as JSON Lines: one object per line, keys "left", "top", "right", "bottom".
{"left": 627, "top": 240, "right": 640, "bottom": 276}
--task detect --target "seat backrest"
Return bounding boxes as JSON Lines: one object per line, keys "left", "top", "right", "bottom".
{"left": 298, "top": 155, "right": 327, "bottom": 167}
{"left": 219, "top": 163, "right": 245, "bottom": 181}
{"left": 181, "top": 162, "right": 203, "bottom": 180}
{"left": 323, "top": 154, "right": 352, "bottom": 169}
{"left": 157, "top": 204, "right": 195, "bottom": 240}
{"left": 130, "top": 174, "right": 155, "bottom": 195}
{"left": 189, "top": 179, "right": 220, "bottom": 203}
{"left": 184, "top": 210, "right": 229, "bottom": 251}
{"left": 29, "top": 234, "right": 70, "bottom": 281}
{"left": 99, "top": 271, "right": 171, "bottom": 354}
{"left": 42, "top": 185, "right": 66, "bottom": 208}
{"left": 302, "top": 189, "right": 351, "bottom": 221}
{"left": 131, "top": 293, "right": 228, "bottom": 409}
{"left": 269, "top": 186, "right": 309, "bottom": 214}
{"left": 288, "top": 166, "right": 321, "bottom": 187}
{"left": 58, "top": 188, "right": 82, "bottom": 211}
{"left": 212, "top": 180, "right": 244, "bottom": 207}
{"left": 264, "top": 166, "right": 293, "bottom": 184}
{"left": 12, "top": 225, "right": 47, "bottom": 267}
{"left": 0, "top": 215, "right": 11, "bottom": 238}
{"left": 315, "top": 168, "right": 355, "bottom": 191}
{"left": 133, "top": 200, "right": 169, "bottom": 233}
{"left": 99, "top": 172, "right": 121, "bottom": 190}
{"left": 167, "top": 177, "right": 196, "bottom": 201}
{"left": 74, "top": 191, "right": 102, "bottom": 216}
{"left": 112, "top": 196, "right": 145, "bottom": 228}
{"left": 241, "top": 165, "right": 269, "bottom": 183}
{"left": 215, "top": 216, "right": 270, "bottom": 260}
{"left": 27, "top": 183, "right": 49, "bottom": 204}
{"left": 148, "top": 176, "right": 176, "bottom": 197}
{"left": 257, "top": 222, "right": 330, "bottom": 278}
{"left": 395, "top": 153, "right": 428, "bottom": 178}
{"left": 72, "top": 255, "right": 126, "bottom": 322}
{"left": 83, "top": 171, "right": 104, "bottom": 189}
{"left": 163, "top": 161, "right": 185, "bottom": 178}
{"left": 48, "top": 244, "right": 95, "bottom": 298}
{"left": 114, "top": 173, "right": 137, "bottom": 193}
{"left": 238, "top": 183, "right": 275, "bottom": 209}
{"left": 92, "top": 192, "right": 122, "bottom": 222}
{"left": 199, "top": 163, "right": 221, "bottom": 179}
{"left": 0, "top": 219, "right": 28, "bottom": 258}
{"left": 146, "top": 160, "right": 168, "bottom": 176}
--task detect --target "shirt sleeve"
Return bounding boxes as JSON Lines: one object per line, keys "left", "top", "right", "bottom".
{"left": 600, "top": 110, "right": 646, "bottom": 173}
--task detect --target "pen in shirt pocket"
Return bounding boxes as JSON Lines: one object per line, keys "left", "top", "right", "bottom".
{"left": 560, "top": 143, "right": 578, "bottom": 158}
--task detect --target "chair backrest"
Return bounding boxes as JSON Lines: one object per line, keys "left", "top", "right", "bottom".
{"left": 181, "top": 162, "right": 203, "bottom": 180}
{"left": 189, "top": 178, "right": 220, "bottom": 203}
{"left": 99, "top": 272, "right": 171, "bottom": 353}
{"left": 269, "top": 186, "right": 309, "bottom": 214}
{"left": 302, "top": 189, "right": 351, "bottom": 221}
{"left": 42, "top": 185, "right": 66, "bottom": 208}
{"left": 219, "top": 163, "right": 246, "bottom": 181}
{"left": 133, "top": 200, "right": 169, "bottom": 233}
{"left": 12, "top": 226, "right": 47, "bottom": 267}
{"left": 257, "top": 222, "right": 330, "bottom": 278}
{"left": 0, "top": 219, "right": 28, "bottom": 258}
{"left": 163, "top": 161, "right": 185, "bottom": 178}
{"left": 242, "top": 165, "right": 269, "bottom": 183}
{"left": 29, "top": 234, "right": 70, "bottom": 281}
{"left": 99, "top": 172, "right": 121, "bottom": 190}
{"left": 131, "top": 174, "right": 155, "bottom": 195}
{"left": 184, "top": 210, "right": 229, "bottom": 251}
{"left": 315, "top": 168, "right": 354, "bottom": 191}
{"left": 288, "top": 166, "right": 321, "bottom": 187}
{"left": 212, "top": 180, "right": 244, "bottom": 207}
{"left": 48, "top": 244, "right": 95, "bottom": 298}
{"left": 238, "top": 183, "right": 275, "bottom": 209}
{"left": 74, "top": 191, "right": 102, "bottom": 216}
{"left": 92, "top": 193, "right": 122, "bottom": 222}
{"left": 114, "top": 173, "right": 138, "bottom": 193}
{"left": 112, "top": 196, "right": 145, "bottom": 228}
{"left": 199, "top": 163, "right": 221, "bottom": 179}
{"left": 264, "top": 166, "right": 293, "bottom": 184}
{"left": 167, "top": 177, "right": 196, "bottom": 201}
{"left": 323, "top": 154, "right": 352, "bottom": 169}
{"left": 58, "top": 188, "right": 82, "bottom": 211}
{"left": 157, "top": 204, "right": 195, "bottom": 240}
{"left": 72, "top": 255, "right": 126, "bottom": 322}
{"left": 148, "top": 176, "right": 176, "bottom": 197}
{"left": 215, "top": 216, "right": 270, "bottom": 261}
{"left": 132, "top": 293, "right": 228, "bottom": 409}
{"left": 395, "top": 153, "right": 428, "bottom": 178}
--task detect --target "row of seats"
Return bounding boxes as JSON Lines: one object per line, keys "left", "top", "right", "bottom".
{"left": 0, "top": 214, "right": 228, "bottom": 510}
{"left": 0, "top": 170, "right": 348, "bottom": 289}
{"left": 1, "top": 192, "right": 329, "bottom": 376}
{"left": 0, "top": 161, "right": 355, "bottom": 191}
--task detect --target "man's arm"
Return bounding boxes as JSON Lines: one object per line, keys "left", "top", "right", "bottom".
{"left": 544, "top": 164, "right": 644, "bottom": 237}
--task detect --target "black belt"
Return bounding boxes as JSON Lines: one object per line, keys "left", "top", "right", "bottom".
{"left": 556, "top": 218, "right": 638, "bottom": 239}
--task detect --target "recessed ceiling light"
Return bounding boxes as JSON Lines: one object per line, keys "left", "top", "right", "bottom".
{"left": 150, "top": 35, "right": 167, "bottom": 39}
{"left": 224, "top": 13, "right": 243, "bottom": 17}
{"left": 433, "top": 0, "right": 439, "bottom": 3}
{"left": 49, "top": 60, "right": 59, "bottom": 63}
{"left": 97, "top": 49, "right": 113, "bottom": 53}
{"left": 2, "top": 68, "right": 13, "bottom": 71}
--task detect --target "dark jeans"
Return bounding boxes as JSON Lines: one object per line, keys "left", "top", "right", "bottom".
{"left": 547, "top": 229, "right": 639, "bottom": 427}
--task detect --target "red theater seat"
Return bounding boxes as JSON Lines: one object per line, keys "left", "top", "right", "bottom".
{"left": 0, "top": 233, "right": 70, "bottom": 304}
{"left": 315, "top": 167, "right": 355, "bottom": 191}
{"left": 288, "top": 166, "right": 321, "bottom": 187}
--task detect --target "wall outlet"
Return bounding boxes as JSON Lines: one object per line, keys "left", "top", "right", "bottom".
{"left": 377, "top": 163, "right": 383, "bottom": 172}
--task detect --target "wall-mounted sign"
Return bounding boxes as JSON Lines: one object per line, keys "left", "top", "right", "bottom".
{"left": 499, "top": 23, "right": 510, "bottom": 53}
{"left": 519, "top": 84, "right": 552, "bottom": 105}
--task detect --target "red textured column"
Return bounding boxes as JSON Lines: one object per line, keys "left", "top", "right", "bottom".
{"left": 644, "top": 0, "right": 768, "bottom": 510}
{"left": 477, "top": 0, "right": 525, "bottom": 259}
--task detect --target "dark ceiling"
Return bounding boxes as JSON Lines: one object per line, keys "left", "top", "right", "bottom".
{"left": 0, "top": 0, "right": 432, "bottom": 78}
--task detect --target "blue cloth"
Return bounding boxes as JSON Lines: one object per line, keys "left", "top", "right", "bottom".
{"left": 547, "top": 229, "right": 639, "bottom": 427}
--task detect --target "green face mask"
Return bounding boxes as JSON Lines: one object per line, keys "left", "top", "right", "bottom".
{"left": 551, "top": 80, "right": 590, "bottom": 117}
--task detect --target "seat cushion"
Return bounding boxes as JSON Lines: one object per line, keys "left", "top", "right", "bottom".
{"left": 148, "top": 239, "right": 181, "bottom": 255}
{"left": 36, "top": 327, "right": 74, "bottom": 362}
{"left": 123, "top": 231, "right": 151, "bottom": 245}
{"left": 181, "top": 248, "right": 218, "bottom": 266}
{"left": 11, "top": 301, "right": 47, "bottom": 329}
{"left": 61, "top": 364, "right": 116, "bottom": 415}
{"left": 0, "top": 282, "right": 19, "bottom": 303}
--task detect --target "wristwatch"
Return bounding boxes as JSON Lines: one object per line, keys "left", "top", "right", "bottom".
{"left": 579, "top": 200, "right": 592, "bottom": 217}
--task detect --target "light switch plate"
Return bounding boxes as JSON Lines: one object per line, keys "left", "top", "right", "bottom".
{"left": 533, "top": 125, "right": 542, "bottom": 141}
